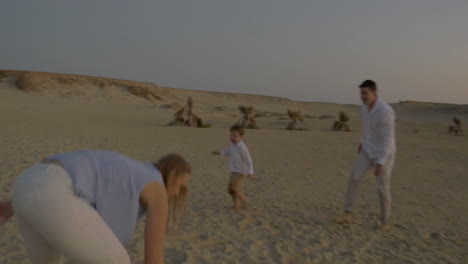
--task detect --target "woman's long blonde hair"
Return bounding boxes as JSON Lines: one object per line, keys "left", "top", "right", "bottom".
{"left": 154, "top": 154, "right": 191, "bottom": 230}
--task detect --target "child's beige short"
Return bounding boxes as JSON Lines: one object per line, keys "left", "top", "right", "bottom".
{"left": 228, "top": 172, "right": 246, "bottom": 193}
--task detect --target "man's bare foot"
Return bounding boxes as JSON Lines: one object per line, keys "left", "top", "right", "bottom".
{"left": 376, "top": 223, "right": 391, "bottom": 231}
{"left": 240, "top": 201, "right": 249, "bottom": 210}
{"left": 336, "top": 212, "right": 353, "bottom": 225}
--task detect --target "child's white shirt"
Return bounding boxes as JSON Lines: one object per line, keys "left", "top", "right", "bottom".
{"left": 220, "top": 140, "right": 254, "bottom": 175}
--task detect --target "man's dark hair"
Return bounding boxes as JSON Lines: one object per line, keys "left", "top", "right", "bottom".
{"left": 359, "top": 80, "right": 377, "bottom": 91}
{"left": 230, "top": 124, "right": 245, "bottom": 136}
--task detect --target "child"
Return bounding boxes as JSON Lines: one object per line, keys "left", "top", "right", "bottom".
{"left": 212, "top": 124, "right": 254, "bottom": 209}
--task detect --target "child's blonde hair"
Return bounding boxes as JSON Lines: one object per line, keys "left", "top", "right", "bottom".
{"left": 154, "top": 154, "right": 191, "bottom": 230}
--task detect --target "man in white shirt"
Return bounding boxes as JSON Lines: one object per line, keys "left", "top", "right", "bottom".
{"left": 337, "top": 80, "right": 396, "bottom": 229}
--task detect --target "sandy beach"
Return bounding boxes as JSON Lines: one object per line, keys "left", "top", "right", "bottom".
{"left": 0, "top": 71, "right": 467, "bottom": 263}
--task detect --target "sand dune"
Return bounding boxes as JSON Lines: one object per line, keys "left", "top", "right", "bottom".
{"left": 0, "top": 71, "right": 467, "bottom": 263}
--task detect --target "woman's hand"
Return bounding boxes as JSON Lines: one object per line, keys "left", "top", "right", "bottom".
{"left": 374, "top": 164, "right": 383, "bottom": 176}
{"left": 0, "top": 201, "right": 14, "bottom": 224}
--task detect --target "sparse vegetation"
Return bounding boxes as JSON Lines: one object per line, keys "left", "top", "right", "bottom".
{"left": 169, "top": 97, "right": 211, "bottom": 128}
{"left": 286, "top": 110, "right": 306, "bottom": 130}
{"left": 238, "top": 106, "right": 258, "bottom": 129}
{"left": 89, "top": 78, "right": 108, "bottom": 88}
{"left": 128, "top": 86, "right": 162, "bottom": 102}
{"left": 332, "top": 111, "right": 351, "bottom": 132}
{"left": 448, "top": 117, "right": 463, "bottom": 136}
{"left": 52, "top": 77, "right": 85, "bottom": 86}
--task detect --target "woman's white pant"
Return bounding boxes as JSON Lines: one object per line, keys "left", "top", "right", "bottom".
{"left": 11, "top": 163, "right": 131, "bottom": 264}
{"left": 344, "top": 150, "right": 395, "bottom": 224}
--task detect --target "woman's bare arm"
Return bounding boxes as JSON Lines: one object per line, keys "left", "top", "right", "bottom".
{"left": 0, "top": 200, "right": 14, "bottom": 224}
{"left": 140, "top": 183, "right": 168, "bottom": 264}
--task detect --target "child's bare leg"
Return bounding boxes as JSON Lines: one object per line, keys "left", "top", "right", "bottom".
{"left": 234, "top": 197, "right": 241, "bottom": 209}
{"left": 229, "top": 194, "right": 236, "bottom": 209}
{"left": 236, "top": 192, "right": 249, "bottom": 209}
{"left": 232, "top": 195, "right": 241, "bottom": 209}
{"left": 229, "top": 187, "right": 240, "bottom": 209}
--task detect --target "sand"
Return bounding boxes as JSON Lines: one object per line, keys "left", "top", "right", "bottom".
{"left": 0, "top": 71, "right": 467, "bottom": 263}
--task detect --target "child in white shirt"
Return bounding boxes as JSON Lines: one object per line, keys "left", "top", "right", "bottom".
{"left": 212, "top": 124, "right": 254, "bottom": 209}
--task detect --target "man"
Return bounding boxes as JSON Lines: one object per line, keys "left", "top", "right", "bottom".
{"left": 337, "top": 80, "right": 396, "bottom": 230}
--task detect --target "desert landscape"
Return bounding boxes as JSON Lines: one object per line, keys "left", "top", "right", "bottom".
{"left": 0, "top": 70, "right": 467, "bottom": 263}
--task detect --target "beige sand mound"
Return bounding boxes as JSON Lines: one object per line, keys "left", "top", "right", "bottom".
{"left": 1, "top": 70, "right": 183, "bottom": 105}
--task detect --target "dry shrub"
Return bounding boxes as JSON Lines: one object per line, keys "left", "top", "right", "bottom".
{"left": 169, "top": 97, "right": 211, "bottom": 128}
{"left": 238, "top": 106, "right": 258, "bottom": 129}
{"left": 287, "top": 110, "right": 306, "bottom": 130}
{"left": 332, "top": 111, "right": 351, "bottom": 132}
{"left": 448, "top": 117, "right": 463, "bottom": 136}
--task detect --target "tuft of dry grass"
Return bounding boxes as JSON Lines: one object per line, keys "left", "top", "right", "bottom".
{"left": 339, "top": 111, "right": 350, "bottom": 123}
{"left": 238, "top": 106, "right": 258, "bottom": 129}
{"left": 332, "top": 111, "right": 351, "bottom": 132}
{"left": 286, "top": 110, "right": 306, "bottom": 130}
{"left": 448, "top": 117, "right": 463, "bottom": 136}
{"left": 169, "top": 97, "right": 211, "bottom": 128}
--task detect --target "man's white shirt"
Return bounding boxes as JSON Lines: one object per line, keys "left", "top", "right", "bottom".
{"left": 360, "top": 99, "right": 396, "bottom": 165}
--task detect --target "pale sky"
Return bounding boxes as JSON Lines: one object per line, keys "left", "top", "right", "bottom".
{"left": 1, "top": 0, "right": 467, "bottom": 104}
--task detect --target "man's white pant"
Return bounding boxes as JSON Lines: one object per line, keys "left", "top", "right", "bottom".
{"left": 11, "top": 163, "right": 131, "bottom": 264}
{"left": 344, "top": 150, "right": 395, "bottom": 224}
